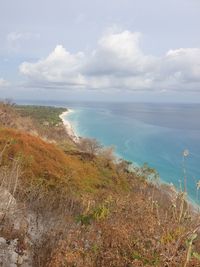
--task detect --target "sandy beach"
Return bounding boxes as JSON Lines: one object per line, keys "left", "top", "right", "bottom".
{"left": 59, "top": 109, "right": 79, "bottom": 143}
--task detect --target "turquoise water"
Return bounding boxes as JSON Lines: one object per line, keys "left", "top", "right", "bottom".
{"left": 64, "top": 102, "right": 200, "bottom": 203}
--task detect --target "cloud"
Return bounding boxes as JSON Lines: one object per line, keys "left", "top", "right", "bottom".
{"left": 163, "top": 48, "right": 200, "bottom": 83}
{"left": 19, "top": 30, "right": 200, "bottom": 92}
{"left": 0, "top": 78, "right": 10, "bottom": 88}
{"left": 84, "top": 31, "right": 155, "bottom": 76}
{"left": 7, "top": 32, "right": 40, "bottom": 51}
{"left": 20, "top": 45, "right": 86, "bottom": 88}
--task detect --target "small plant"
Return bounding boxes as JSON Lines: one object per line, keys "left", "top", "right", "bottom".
{"left": 131, "top": 250, "right": 160, "bottom": 266}
{"left": 184, "top": 233, "right": 198, "bottom": 267}
{"left": 75, "top": 214, "right": 93, "bottom": 225}
{"left": 136, "top": 163, "right": 160, "bottom": 184}
{"left": 182, "top": 149, "right": 189, "bottom": 193}
{"left": 92, "top": 204, "right": 109, "bottom": 221}
{"left": 76, "top": 204, "right": 110, "bottom": 225}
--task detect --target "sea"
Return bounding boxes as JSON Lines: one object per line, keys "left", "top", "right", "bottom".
{"left": 18, "top": 101, "right": 200, "bottom": 204}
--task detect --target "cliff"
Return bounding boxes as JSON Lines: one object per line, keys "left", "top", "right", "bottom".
{"left": 0, "top": 101, "right": 200, "bottom": 267}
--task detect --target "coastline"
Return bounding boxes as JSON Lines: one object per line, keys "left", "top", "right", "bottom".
{"left": 59, "top": 106, "right": 199, "bottom": 212}
{"left": 59, "top": 109, "right": 79, "bottom": 143}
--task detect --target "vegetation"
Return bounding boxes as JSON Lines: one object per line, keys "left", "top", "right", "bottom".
{"left": 78, "top": 138, "right": 102, "bottom": 154}
{"left": 15, "top": 105, "right": 67, "bottom": 126}
{"left": 0, "top": 101, "right": 200, "bottom": 267}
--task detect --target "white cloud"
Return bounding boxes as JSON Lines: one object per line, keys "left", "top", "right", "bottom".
{"left": 84, "top": 31, "right": 155, "bottom": 76}
{"left": 19, "top": 30, "right": 200, "bottom": 92}
{"left": 7, "top": 31, "right": 40, "bottom": 51}
{"left": 20, "top": 45, "right": 86, "bottom": 88}
{"left": 163, "top": 48, "right": 200, "bottom": 83}
{"left": 0, "top": 78, "right": 10, "bottom": 88}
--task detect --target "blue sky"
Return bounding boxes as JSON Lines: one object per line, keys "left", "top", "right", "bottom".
{"left": 0, "top": 0, "right": 200, "bottom": 102}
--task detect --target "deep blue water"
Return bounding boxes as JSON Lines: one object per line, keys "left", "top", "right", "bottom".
{"left": 17, "top": 100, "right": 200, "bottom": 204}
{"left": 63, "top": 102, "right": 200, "bottom": 204}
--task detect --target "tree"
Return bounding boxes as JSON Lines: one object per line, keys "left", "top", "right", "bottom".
{"left": 78, "top": 138, "right": 102, "bottom": 154}
{"left": 117, "top": 159, "right": 132, "bottom": 173}
{"left": 99, "top": 146, "right": 116, "bottom": 162}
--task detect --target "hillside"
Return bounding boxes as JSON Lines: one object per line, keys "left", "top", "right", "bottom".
{"left": 0, "top": 101, "right": 200, "bottom": 267}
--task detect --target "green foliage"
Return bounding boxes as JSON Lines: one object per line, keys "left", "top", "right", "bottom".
{"left": 184, "top": 233, "right": 198, "bottom": 267}
{"left": 131, "top": 251, "right": 160, "bottom": 265}
{"left": 134, "top": 162, "right": 160, "bottom": 183}
{"left": 76, "top": 214, "right": 93, "bottom": 225}
{"left": 91, "top": 244, "right": 100, "bottom": 254}
{"left": 92, "top": 204, "right": 109, "bottom": 220}
{"left": 193, "top": 252, "right": 200, "bottom": 261}
{"left": 15, "top": 105, "right": 67, "bottom": 126}
{"left": 76, "top": 204, "right": 110, "bottom": 225}
{"left": 161, "top": 226, "right": 185, "bottom": 245}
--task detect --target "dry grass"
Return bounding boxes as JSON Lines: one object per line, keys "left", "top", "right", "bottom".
{"left": 0, "top": 102, "right": 200, "bottom": 266}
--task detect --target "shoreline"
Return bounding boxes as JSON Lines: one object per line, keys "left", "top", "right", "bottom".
{"left": 59, "top": 107, "right": 199, "bottom": 212}
{"left": 59, "top": 109, "right": 80, "bottom": 143}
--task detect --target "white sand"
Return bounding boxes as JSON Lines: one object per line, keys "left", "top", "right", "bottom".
{"left": 59, "top": 109, "right": 79, "bottom": 143}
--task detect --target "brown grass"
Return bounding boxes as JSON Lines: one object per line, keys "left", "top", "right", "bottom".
{"left": 0, "top": 102, "right": 200, "bottom": 266}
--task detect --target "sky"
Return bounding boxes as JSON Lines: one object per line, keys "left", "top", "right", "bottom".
{"left": 0, "top": 0, "right": 200, "bottom": 102}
